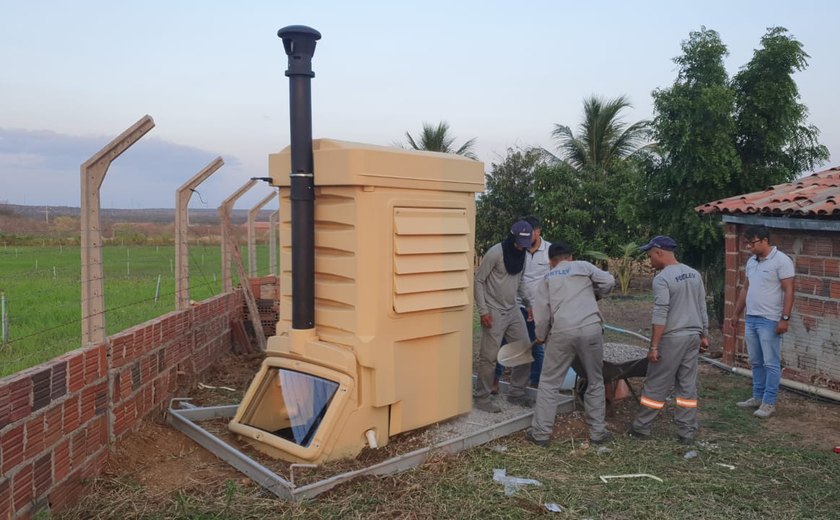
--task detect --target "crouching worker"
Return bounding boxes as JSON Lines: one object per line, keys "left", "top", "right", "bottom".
{"left": 628, "top": 236, "right": 709, "bottom": 445}
{"left": 525, "top": 242, "right": 615, "bottom": 446}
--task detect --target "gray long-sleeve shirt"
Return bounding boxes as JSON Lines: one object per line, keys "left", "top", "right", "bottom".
{"left": 652, "top": 263, "right": 709, "bottom": 338}
{"left": 533, "top": 260, "right": 615, "bottom": 340}
{"left": 474, "top": 243, "right": 530, "bottom": 316}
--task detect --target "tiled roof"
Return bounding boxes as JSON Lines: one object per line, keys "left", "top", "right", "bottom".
{"left": 695, "top": 166, "right": 840, "bottom": 217}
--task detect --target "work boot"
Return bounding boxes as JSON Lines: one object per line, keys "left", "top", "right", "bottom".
{"left": 736, "top": 397, "right": 761, "bottom": 409}
{"left": 677, "top": 436, "right": 695, "bottom": 446}
{"left": 754, "top": 403, "right": 776, "bottom": 418}
{"left": 626, "top": 424, "right": 652, "bottom": 441}
{"left": 474, "top": 399, "right": 501, "bottom": 413}
{"left": 590, "top": 432, "right": 614, "bottom": 445}
{"left": 507, "top": 394, "right": 535, "bottom": 408}
{"left": 524, "top": 429, "right": 549, "bottom": 447}
{"left": 491, "top": 378, "right": 500, "bottom": 395}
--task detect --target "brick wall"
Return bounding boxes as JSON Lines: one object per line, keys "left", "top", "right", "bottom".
{"left": 0, "top": 286, "right": 255, "bottom": 519}
{"left": 724, "top": 223, "right": 840, "bottom": 390}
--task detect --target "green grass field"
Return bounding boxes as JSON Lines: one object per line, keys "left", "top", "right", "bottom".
{"left": 0, "top": 243, "right": 272, "bottom": 377}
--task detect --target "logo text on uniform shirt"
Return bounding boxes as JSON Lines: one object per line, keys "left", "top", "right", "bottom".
{"left": 547, "top": 269, "right": 570, "bottom": 279}
{"left": 674, "top": 273, "right": 696, "bottom": 282}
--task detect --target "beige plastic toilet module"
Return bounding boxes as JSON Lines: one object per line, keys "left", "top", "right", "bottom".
{"left": 229, "top": 139, "right": 484, "bottom": 464}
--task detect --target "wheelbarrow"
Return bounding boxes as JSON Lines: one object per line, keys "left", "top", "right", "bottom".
{"left": 571, "top": 324, "right": 651, "bottom": 405}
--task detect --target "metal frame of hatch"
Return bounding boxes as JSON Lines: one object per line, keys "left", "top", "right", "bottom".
{"left": 166, "top": 382, "right": 573, "bottom": 501}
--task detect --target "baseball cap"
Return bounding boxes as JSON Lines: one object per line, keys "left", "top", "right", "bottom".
{"left": 510, "top": 220, "right": 533, "bottom": 248}
{"left": 639, "top": 235, "right": 678, "bottom": 252}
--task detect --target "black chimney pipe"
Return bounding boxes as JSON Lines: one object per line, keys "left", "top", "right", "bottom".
{"left": 278, "top": 25, "right": 321, "bottom": 330}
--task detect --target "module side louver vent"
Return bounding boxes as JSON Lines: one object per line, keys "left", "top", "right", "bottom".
{"left": 393, "top": 207, "right": 470, "bottom": 314}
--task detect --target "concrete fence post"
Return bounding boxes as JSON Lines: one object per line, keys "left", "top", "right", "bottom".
{"left": 219, "top": 180, "right": 258, "bottom": 292}
{"left": 80, "top": 115, "right": 155, "bottom": 345}
{"left": 175, "top": 157, "right": 224, "bottom": 310}
{"left": 269, "top": 209, "right": 279, "bottom": 276}
{"left": 248, "top": 191, "right": 279, "bottom": 276}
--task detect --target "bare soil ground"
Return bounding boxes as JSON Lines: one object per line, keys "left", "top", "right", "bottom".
{"left": 57, "top": 294, "right": 840, "bottom": 519}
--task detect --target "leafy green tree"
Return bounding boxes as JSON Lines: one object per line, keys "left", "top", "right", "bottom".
{"left": 474, "top": 147, "right": 545, "bottom": 255}
{"left": 645, "top": 27, "right": 740, "bottom": 266}
{"left": 552, "top": 95, "right": 650, "bottom": 170}
{"left": 644, "top": 26, "right": 828, "bottom": 322}
{"left": 732, "top": 27, "right": 829, "bottom": 193}
{"left": 404, "top": 121, "right": 478, "bottom": 159}
{"left": 534, "top": 158, "right": 645, "bottom": 257}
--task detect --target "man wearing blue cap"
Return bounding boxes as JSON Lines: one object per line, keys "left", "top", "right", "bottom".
{"left": 628, "top": 236, "right": 709, "bottom": 444}
{"left": 474, "top": 219, "right": 535, "bottom": 413}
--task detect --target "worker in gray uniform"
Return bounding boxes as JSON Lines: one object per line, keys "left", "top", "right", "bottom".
{"left": 474, "top": 219, "right": 535, "bottom": 413}
{"left": 525, "top": 241, "right": 615, "bottom": 446}
{"left": 628, "top": 236, "right": 709, "bottom": 444}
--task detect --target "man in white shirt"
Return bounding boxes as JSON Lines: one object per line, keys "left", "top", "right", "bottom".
{"left": 728, "top": 225, "right": 795, "bottom": 419}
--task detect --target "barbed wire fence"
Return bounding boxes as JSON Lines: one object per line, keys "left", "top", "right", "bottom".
{"left": 0, "top": 225, "right": 276, "bottom": 377}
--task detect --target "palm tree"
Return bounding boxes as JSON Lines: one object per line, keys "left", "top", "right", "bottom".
{"left": 552, "top": 95, "right": 650, "bottom": 170}
{"left": 404, "top": 121, "right": 478, "bottom": 160}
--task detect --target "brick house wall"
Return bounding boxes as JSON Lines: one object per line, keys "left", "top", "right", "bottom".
{"left": 0, "top": 282, "right": 269, "bottom": 519}
{"left": 724, "top": 222, "right": 840, "bottom": 390}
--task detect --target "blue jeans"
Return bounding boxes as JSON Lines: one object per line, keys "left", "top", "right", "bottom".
{"left": 495, "top": 307, "right": 545, "bottom": 385}
{"left": 744, "top": 315, "right": 782, "bottom": 406}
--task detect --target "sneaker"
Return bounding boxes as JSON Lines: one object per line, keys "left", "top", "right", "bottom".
{"left": 524, "top": 430, "right": 549, "bottom": 447}
{"left": 677, "top": 436, "right": 695, "bottom": 446}
{"left": 507, "top": 394, "right": 535, "bottom": 408}
{"left": 491, "top": 378, "right": 500, "bottom": 395}
{"left": 736, "top": 397, "right": 762, "bottom": 409}
{"left": 590, "top": 432, "right": 614, "bottom": 445}
{"left": 475, "top": 399, "right": 501, "bottom": 413}
{"left": 754, "top": 403, "right": 776, "bottom": 418}
{"left": 626, "top": 424, "right": 652, "bottom": 441}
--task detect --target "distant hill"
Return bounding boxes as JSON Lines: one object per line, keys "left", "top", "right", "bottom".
{"left": 0, "top": 204, "right": 274, "bottom": 225}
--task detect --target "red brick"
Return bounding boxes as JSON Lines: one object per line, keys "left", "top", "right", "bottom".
{"left": 67, "top": 354, "right": 85, "bottom": 393}
{"left": 0, "top": 385, "right": 10, "bottom": 430}
{"left": 53, "top": 439, "right": 70, "bottom": 482}
{"left": 24, "top": 414, "right": 45, "bottom": 460}
{"left": 12, "top": 463, "right": 33, "bottom": 512}
{"left": 803, "top": 236, "right": 832, "bottom": 256}
{"left": 0, "top": 478, "right": 10, "bottom": 519}
{"left": 1, "top": 424, "right": 24, "bottom": 474}
{"left": 108, "top": 332, "right": 134, "bottom": 369}
{"left": 33, "top": 453, "right": 51, "bottom": 497}
{"left": 69, "top": 431, "right": 86, "bottom": 470}
{"left": 48, "top": 470, "right": 84, "bottom": 513}
{"left": 796, "top": 275, "right": 821, "bottom": 296}
{"left": 825, "top": 258, "right": 840, "bottom": 278}
{"left": 829, "top": 281, "right": 840, "bottom": 300}
{"left": 8, "top": 376, "right": 32, "bottom": 423}
{"left": 62, "top": 396, "right": 80, "bottom": 434}
{"left": 84, "top": 349, "right": 100, "bottom": 385}
{"left": 43, "top": 406, "right": 63, "bottom": 449}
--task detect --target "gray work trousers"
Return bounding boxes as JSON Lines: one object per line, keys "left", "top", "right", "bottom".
{"left": 632, "top": 334, "right": 700, "bottom": 439}
{"left": 531, "top": 322, "right": 608, "bottom": 441}
{"left": 475, "top": 307, "right": 530, "bottom": 404}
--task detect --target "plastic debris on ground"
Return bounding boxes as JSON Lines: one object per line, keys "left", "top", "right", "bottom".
{"left": 715, "top": 463, "right": 735, "bottom": 470}
{"left": 596, "top": 446, "right": 611, "bottom": 455}
{"left": 493, "top": 468, "right": 542, "bottom": 496}
{"left": 599, "top": 473, "right": 663, "bottom": 483}
{"left": 683, "top": 450, "right": 698, "bottom": 459}
{"left": 545, "top": 503, "right": 564, "bottom": 513}
{"left": 491, "top": 445, "right": 508, "bottom": 453}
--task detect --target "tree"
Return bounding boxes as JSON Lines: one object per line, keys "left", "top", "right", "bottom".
{"left": 474, "top": 148, "right": 545, "bottom": 255}
{"left": 645, "top": 27, "right": 740, "bottom": 267}
{"left": 644, "top": 26, "right": 828, "bottom": 322}
{"left": 732, "top": 27, "right": 829, "bottom": 193}
{"left": 552, "top": 95, "right": 650, "bottom": 170}
{"left": 404, "top": 121, "right": 478, "bottom": 159}
{"left": 534, "top": 158, "right": 645, "bottom": 257}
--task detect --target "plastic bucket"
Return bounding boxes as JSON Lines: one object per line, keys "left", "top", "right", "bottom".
{"left": 497, "top": 340, "right": 534, "bottom": 367}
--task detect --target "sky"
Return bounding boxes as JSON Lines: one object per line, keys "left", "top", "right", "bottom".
{"left": 1, "top": 0, "right": 838, "bottom": 210}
